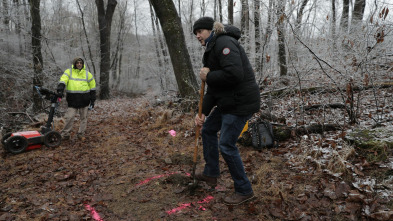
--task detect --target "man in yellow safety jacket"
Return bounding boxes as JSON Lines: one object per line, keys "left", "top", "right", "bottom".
{"left": 57, "top": 57, "right": 96, "bottom": 140}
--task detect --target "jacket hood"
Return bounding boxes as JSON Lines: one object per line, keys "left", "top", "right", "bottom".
{"left": 212, "top": 22, "right": 241, "bottom": 40}
{"left": 72, "top": 57, "right": 84, "bottom": 68}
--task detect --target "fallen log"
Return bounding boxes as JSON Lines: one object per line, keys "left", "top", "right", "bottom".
{"left": 239, "top": 123, "right": 342, "bottom": 146}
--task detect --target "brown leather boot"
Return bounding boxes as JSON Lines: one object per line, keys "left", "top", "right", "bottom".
{"left": 194, "top": 173, "right": 217, "bottom": 188}
{"left": 223, "top": 192, "right": 255, "bottom": 205}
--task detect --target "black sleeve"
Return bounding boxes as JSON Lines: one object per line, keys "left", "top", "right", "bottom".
{"left": 90, "top": 90, "right": 96, "bottom": 102}
{"left": 56, "top": 83, "right": 65, "bottom": 93}
{"left": 202, "top": 93, "right": 216, "bottom": 116}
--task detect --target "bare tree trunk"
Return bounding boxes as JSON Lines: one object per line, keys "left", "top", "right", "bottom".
{"left": 3, "top": 0, "right": 10, "bottom": 32}
{"left": 276, "top": 0, "right": 287, "bottom": 77}
{"left": 254, "top": 0, "right": 262, "bottom": 77}
{"left": 150, "top": 0, "right": 198, "bottom": 99}
{"left": 331, "top": 0, "right": 337, "bottom": 54}
{"left": 29, "top": 0, "right": 44, "bottom": 112}
{"left": 133, "top": 0, "right": 141, "bottom": 81}
{"left": 178, "top": 0, "right": 181, "bottom": 22}
{"left": 240, "top": 0, "right": 249, "bottom": 47}
{"left": 22, "top": 0, "right": 29, "bottom": 56}
{"left": 352, "top": 0, "right": 366, "bottom": 27}
{"left": 201, "top": 0, "right": 206, "bottom": 16}
{"left": 214, "top": 0, "right": 217, "bottom": 20}
{"left": 149, "top": 2, "right": 163, "bottom": 69}
{"left": 340, "top": 0, "right": 350, "bottom": 33}
{"left": 76, "top": 0, "right": 97, "bottom": 78}
{"left": 111, "top": 2, "right": 128, "bottom": 88}
{"left": 258, "top": 0, "right": 273, "bottom": 84}
{"left": 228, "top": 0, "right": 233, "bottom": 24}
{"left": 95, "top": 0, "right": 117, "bottom": 100}
{"left": 218, "top": 0, "right": 222, "bottom": 23}
{"left": 150, "top": 7, "right": 165, "bottom": 90}
{"left": 14, "top": 0, "right": 23, "bottom": 55}
{"left": 295, "top": 0, "right": 309, "bottom": 35}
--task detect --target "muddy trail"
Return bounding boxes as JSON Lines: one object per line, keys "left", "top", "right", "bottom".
{"left": 1, "top": 94, "right": 392, "bottom": 221}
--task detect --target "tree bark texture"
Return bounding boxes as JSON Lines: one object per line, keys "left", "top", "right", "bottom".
{"left": 76, "top": 0, "right": 97, "bottom": 79}
{"left": 352, "top": 0, "right": 366, "bottom": 26}
{"left": 254, "top": 0, "right": 262, "bottom": 77}
{"left": 150, "top": 0, "right": 198, "bottom": 99}
{"left": 228, "top": 0, "right": 233, "bottom": 24}
{"left": 29, "top": 0, "right": 44, "bottom": 111}
{"left": 3, "top": 0, "right": 10, "bottom": 31}
{"left": 295, "top": 0, "right": 309, "bottom": 34}
{"left": 331, "top": 0, "right": 337, "bottom": 53}
{"left": 340, "top": 0, "right": 350, "bottom": 32}
{"left": 218, "top": 0, "right": 222, "bottom": 23}
{"left": 240, "top": 0, "right": 249, "bottom": 46}
{"left": 276, "top": 0, "right": 287, "bottom": 76}
{"left": 95, "top": 0, "right": 117, "bottom": 100}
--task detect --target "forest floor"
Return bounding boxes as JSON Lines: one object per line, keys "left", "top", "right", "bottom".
{"left": 1, "top": 86, "right": 393, "bottom": 221}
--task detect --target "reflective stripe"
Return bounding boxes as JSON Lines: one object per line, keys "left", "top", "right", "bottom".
{"left": 68, "top": 67, "right": 90, "bottom": 82}
{"left": 65, "top": 90, "right": 91, "bottom": 94}
{"left": 69, "top": 78, "right": 89, "bottom": 82}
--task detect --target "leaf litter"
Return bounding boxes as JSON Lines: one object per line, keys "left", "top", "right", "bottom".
{"left": 0, "top": 87, "right": 392, "bottom": 220}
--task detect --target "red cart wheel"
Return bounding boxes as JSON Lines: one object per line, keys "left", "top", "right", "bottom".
{"left": 5, "top": 135, "right": 28, "bottom": 154}
{"left": 43, "top": 131, "right": 62, "bottom": 148}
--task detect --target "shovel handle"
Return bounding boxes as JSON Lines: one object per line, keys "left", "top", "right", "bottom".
{"left": 193, "top": 81, "right": 205, "bottom": 163}
{"left": 197, "top": 81, "right": 205, "bottom": 119}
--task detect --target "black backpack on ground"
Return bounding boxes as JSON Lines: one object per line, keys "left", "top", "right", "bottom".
{"left": 251, "top": 120, "right": 278, "bottom": 150}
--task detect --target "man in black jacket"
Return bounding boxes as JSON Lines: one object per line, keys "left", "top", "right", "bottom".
{"left": 193, "top": 17, "right": 260, "bottom": 205}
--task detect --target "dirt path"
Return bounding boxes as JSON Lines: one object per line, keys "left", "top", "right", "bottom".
{"left": 1, "top": 95, "right": 392, "bottom": 220}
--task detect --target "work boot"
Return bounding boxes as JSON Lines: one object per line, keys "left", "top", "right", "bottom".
{"left": 194, "top": 173, "right": 217, "bottom": 188}
{"left": 223, "top": 192, "right": 255, "bottom": 205}
{"left": 62, "top": 135, "right": 70, "bottom": 141}
{"left": 77, "top": 133, "right": 84, "bottom": 140}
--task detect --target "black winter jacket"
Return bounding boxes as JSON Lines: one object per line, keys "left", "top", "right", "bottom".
{"left": 201, "top": 22, "right": 260, "bottom": 116}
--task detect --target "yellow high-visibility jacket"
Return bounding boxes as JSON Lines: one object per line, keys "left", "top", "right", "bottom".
{"left": 58, "top": 64, "right": 96, "bottom": 108}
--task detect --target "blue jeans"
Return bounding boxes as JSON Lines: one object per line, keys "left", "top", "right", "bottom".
{"left": 201, "top": 108, "right": 253, "bottom": 195}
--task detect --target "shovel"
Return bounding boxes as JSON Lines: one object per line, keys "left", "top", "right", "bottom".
{"left": 190, "top": 81, "right": 205, "bottom": 193}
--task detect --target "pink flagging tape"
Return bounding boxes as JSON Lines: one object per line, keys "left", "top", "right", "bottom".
{"left": 166, "top": 195, "right": 214, "bottom": 215}
{"left": 85, "top": 204, "right": 104, "bottom": 221}
{"left": 168, "top": 130, "right": 176, "bottom": 137}
{"left": 135, "top": 172, "right": 175, "bottom": 187}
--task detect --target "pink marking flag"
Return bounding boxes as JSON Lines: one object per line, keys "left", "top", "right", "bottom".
{"left": 85, "top": 204, "right": 104, "bottom": 221}
{"left": 166, "top": 196, "right": 214, "bottom": 215}
{"left": 168, "top": 130, "right": 176, "bottom": 137}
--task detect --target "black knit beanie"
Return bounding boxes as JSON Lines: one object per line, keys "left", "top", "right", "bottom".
{"left": 193, "top": 17, "right": 215, "bottom": 35}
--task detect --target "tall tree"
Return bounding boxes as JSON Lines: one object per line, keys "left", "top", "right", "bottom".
{"left": 295, "top": 0, "right": 309, "bottom": 35}
{"left": 352, "top": 0, "right": 366, "bottom": 27}
{"left": 276, "top": 0, "right": 287, "bottom": 76}
{"left": 340, "top": 0, "right": 350, "bottom": 33}
{"left": 149, "top": 2, "right": 165, "bottom": 90}
{"left": 76, "top": 0, "right": 97, "bottom": 78}
{"left": 95, "top": 0, "right": 117, "bottom": 100}
{"left": 3, "top": 0, "right": 10, "bottom": 32}
{"left": 150, "top": 0, "right": 198, "bottom": 99}
{"left": 331, "top": 0, "right": 337, "bottom": 53}
{"left": 240, "top": 0, "right": 249, "bottom": 46}
{"left": 29, "top": 0, "right": 44, "bottom": 111}
{"left": 218, "top": 0, "right": 222, "bottom": 23}
{"left": 228, "top": 0, "right": 233, "bottom": 24}
{"left": 14, "top": 0, "right": 24, "bottom": 55}
{"left": 254, "top": 0, "right": 262, "bottom": 77}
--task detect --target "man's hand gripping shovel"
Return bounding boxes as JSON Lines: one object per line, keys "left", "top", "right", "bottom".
{"left": 189, "top": 81, "right": 205, "bottom": 195}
